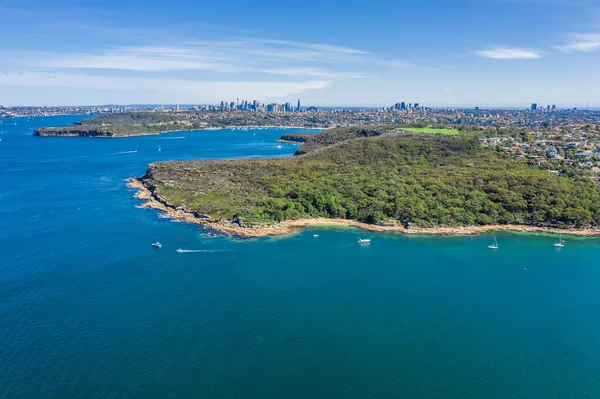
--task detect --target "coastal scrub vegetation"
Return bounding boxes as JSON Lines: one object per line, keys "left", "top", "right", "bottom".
{"left": 142, "top": 127, "right": 600, "bottom": 229}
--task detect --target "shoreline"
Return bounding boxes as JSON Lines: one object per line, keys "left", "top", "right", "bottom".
{"left": 276, "top": 139, "right": 305, "bottom": 144}
{"left": 127, "top": 178, "right": 600, "bottom": 238}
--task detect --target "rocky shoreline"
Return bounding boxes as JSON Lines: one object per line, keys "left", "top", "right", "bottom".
{"left": 127, "top": 178, "right": 600, "bottom": 238}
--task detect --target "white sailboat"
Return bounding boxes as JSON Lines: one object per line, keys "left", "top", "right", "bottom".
{"left": 488, "top": 235, "right": 498, "bottom": 249}
{"left": 553, "top": 235, "right": 565, "bottom": 247}
{"left": 158, "top": 145, "right": 161, "bottom": 152}
{"left": 358, "top": 238, "right": 371, "bottom": 244}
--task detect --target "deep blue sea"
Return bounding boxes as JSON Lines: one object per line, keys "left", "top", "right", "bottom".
{"left": 2, "top": 116, "right": 600, "bottom": 398}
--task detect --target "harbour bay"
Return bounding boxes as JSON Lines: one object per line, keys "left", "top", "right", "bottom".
{"left": 2, "top": 116, "right": 600, "bottom": 398}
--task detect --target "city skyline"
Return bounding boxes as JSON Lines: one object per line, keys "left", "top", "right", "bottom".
{"left": 1, "top": 0, "right": 600, "bottom": 106}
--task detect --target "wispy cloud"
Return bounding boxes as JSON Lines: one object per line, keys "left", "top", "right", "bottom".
{"left": 3, "top": 39, "right": 373, "bottom": 79}
{"left": 0, "top": 71, "right": 331, "bottom": 103}
{"left": 475, "top": 47, "right": 542, "bottom": 59}
{"left": 261, "top": 67, "right": 367, "bottom": 78}
{"left": 12, "top": 48, "right": 240, "bottom": 72}
{"left": 379, "top": 59, "right": 414, "bottom": 68}
{"left": 557, "top": 33, "right": 600, "bottom": 52}
{"left": 254, "top": 39, "right": 369, "bottom": 55}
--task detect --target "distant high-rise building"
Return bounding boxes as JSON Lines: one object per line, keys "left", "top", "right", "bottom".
{"left": 297, "top": 99, "right": 301, "bottom": 112}
{"left": 400, "top": 102, "right": 406, "bottom": 110}
{"left": 414, "top": 103, "right": 420, "bottom": 109}
{"left": 531, "top": 103, "right": 538, "bottom": 111}
{"left": 552, "top": 104, "right": 556, "bottom": 111}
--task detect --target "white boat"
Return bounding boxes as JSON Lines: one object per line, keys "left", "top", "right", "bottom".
{"left": 176, "top": 248, "right": 184, "bottom": 253}
{"left": 313, "top": 234, "right": 319, "bottom": 237}
{"left": 152, "top": 242, "right": 162, "bottom": 248}
{"left": 488, "top": 235, "right": 499, "bottom": 249}
{"left": 554, "top": 235, "right": 565, "bottom": 247}
{"left": 358, "top": 238, "right": 371, "bottom": 244}
{"left": 158, "top": 146, "right": 161, "bottom": 152}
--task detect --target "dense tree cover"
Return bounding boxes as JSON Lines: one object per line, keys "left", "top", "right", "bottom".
{"left": 277, "top": 133, "right": 316, "bottom": 143}
{"left": 145, "top": 131, "right": 600, "bottom": 228}
{"left": 295, "top": 125, "right": 397, "bottom": 154}
{"left": 34, "top": 113, "right": 209, "bottom": 137}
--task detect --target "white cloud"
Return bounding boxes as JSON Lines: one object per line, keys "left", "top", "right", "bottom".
{"left": 262, "top": 67, "right": 367, "bottom": 78}
{"left": 380, "top": 59, "right": 414, "bottom": 68}
{"left": 476, "top": 47, "right": 542, "bottom": 59}
{"left": 0, "top": 71, "right": 331, "bottom": 104}
{"left": 557, "top": 33, "right": 600, "bottom": 52}
{"left": 4, "top": 39, "right": 371, "bottom": 77}
{"left": 255, "top": 39, "right": 369, "bottom": 55}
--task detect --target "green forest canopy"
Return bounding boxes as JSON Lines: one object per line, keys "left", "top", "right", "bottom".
{"left": 144, "top": 127, "right": 600, "bottom": 228}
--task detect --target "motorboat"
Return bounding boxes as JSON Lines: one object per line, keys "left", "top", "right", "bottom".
{"left": 554, "top": 234, "right": 564, "bottom": 247}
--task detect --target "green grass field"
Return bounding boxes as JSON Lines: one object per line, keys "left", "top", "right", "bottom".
{"left": 400, "top": 127, "right": 458, "bottom": 135}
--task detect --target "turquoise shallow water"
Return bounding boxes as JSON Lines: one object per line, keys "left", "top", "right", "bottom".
{"left": 2, "top": 116, "right": 600, "bottom": 398}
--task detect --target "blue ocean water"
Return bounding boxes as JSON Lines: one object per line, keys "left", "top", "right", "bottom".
{"left": 2, "top": 116, "right": 600, "bottom": 398}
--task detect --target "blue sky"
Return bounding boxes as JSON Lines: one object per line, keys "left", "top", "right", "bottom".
{"left": 1, "top": 0, "right": 600, "bottom": 107}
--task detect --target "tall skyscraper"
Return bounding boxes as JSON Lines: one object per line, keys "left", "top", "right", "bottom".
{"left": 531, "top": 103, "right": 538, "bottom": 111}
{"left": 297, "top": 99, "right": 301, "bottom": 112}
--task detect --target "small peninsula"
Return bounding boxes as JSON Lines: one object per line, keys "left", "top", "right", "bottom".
{"left": 276, "top": 133, "right": 316, "bottom": 144}
{"left": 130, "top": 126, "right": 600, "bottom": 237}
{"left": 34, "top": 112, "right": 211, "bottom": 137}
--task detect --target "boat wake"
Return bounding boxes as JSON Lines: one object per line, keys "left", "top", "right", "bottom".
{"left": 176, "top": 249, "right": 230, "bottom": 253}
{"left": 106, "top": 150, "right": 137, "bottom": 155}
